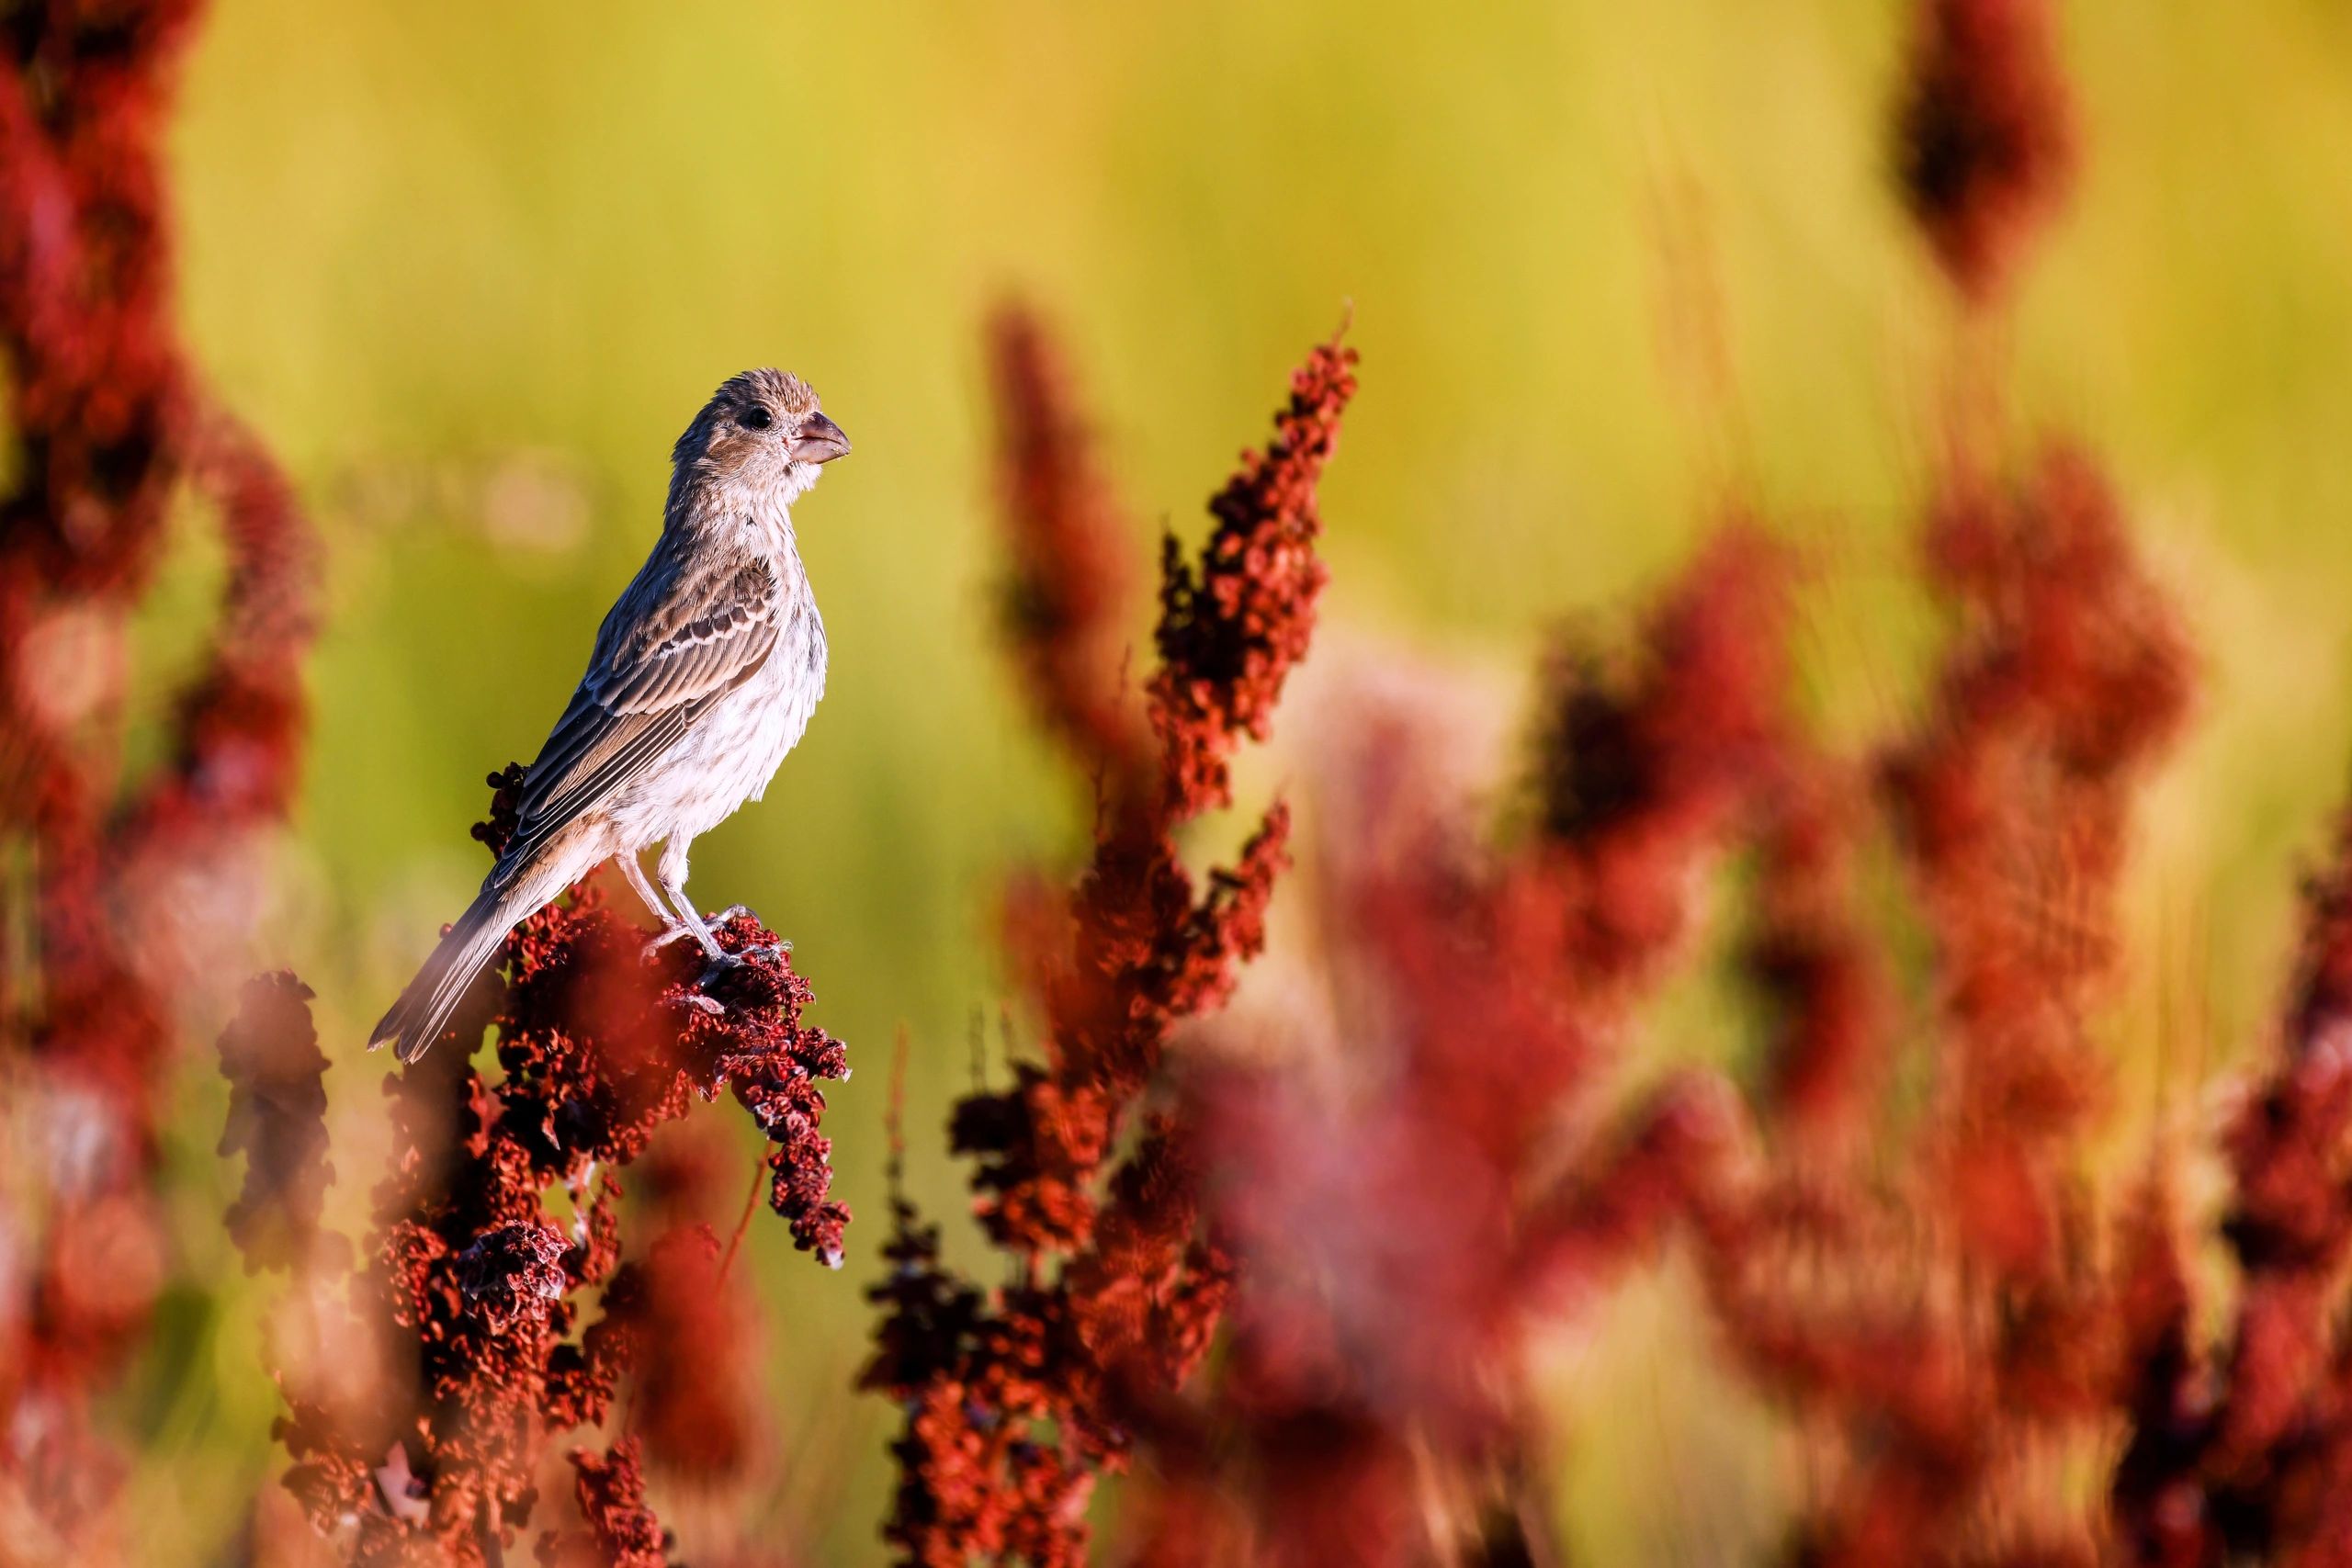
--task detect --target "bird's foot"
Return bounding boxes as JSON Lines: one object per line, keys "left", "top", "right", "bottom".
{"left": 663, "top": 990, "right": 726, "bottom": 1018}
{"left": 692, "top": 942, "right": 790, "bottom": 991}
{"left": 641, "top": 924, "right": 697, "bottom": 959}
{"left": 650, "top": 907, "right": 762, "bottom": 958}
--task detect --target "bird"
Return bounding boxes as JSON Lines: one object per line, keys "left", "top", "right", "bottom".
{"left": 370, "top": 367, "right": 850, "bottom": 1063}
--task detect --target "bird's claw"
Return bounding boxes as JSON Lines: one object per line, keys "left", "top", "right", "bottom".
{"left": 692, "top": 940, "right": 793, "bottom": 991}
{"left": 695, "top": 950, "right": 749, "bottom": 987}
{"left": 664, "top": 990, "right": 726, "bottom": 1018}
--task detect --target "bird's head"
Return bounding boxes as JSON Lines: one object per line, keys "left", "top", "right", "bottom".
{"left": 673, "top": 367, "right": 852, "bottom": 507}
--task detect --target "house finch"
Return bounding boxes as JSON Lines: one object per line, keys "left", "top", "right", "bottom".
{"left": 371, "top": 367, "right": 850, "bottom": 1062}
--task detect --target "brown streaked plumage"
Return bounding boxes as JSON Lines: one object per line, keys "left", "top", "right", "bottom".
{"left": 371, "top": 367, "right": 850, "bottom": 1062}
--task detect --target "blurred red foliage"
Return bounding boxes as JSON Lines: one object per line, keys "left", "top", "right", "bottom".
{"left": 861, "top": 316, "right": 1354, "bottom": 1568}
{"left": 0, "top": 0, "right": 317, "bottom": 1549}
{"left": 986, "top": 308, "right": 1144, "bottom": 768}
{"left": 1888, "top": 446, "right": 2191, "bottom": 1270}
{"left": 1112, "top": 528, "right": 1792, "bottom": 1565}
{"left": 902, "top": 5, "right": 2256, "bottom": 1561}
{"left": 1675, "top": 0, "right": 2197, "bottom": 1552}
{"left": 219, "top": 971, "right": 338, "bottom": 1274}
{"left": 1686, "top": 1, "right": 2197, "bottom": 1558}
{"left": 2106, "top": 816, "right": 2352, "bottom": 1565}
{"left": 218, "top": 772, "right": 851, "bottom": 1566}
{"left": 1742, "top": 763, "right": 1892, "bottom": 1144}
{"left": 1696, "top": 444, "right": 2192, "bottom": 1568}
{"left": 616, "top": 1129, "right": 770, "bottom": 1484}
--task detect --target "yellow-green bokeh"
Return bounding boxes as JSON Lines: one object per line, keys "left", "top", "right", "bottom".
{"left": 116, "top": 0, "right": 2352, "bottom": 1561}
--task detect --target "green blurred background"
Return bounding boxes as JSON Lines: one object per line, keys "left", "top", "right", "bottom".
{"left": 122, "top": 0, "right": 2352, "bottom": 1560}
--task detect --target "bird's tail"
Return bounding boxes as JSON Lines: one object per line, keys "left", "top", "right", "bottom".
{"left": 369, "top": 853, "right": 580, "bottom": 1063}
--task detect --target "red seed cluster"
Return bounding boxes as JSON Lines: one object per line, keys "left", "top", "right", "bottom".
{"left": 219, "top": 773, "right": 850, "bottom": 1565}
{"left": 1688, "top": 72, "right": 2194, "bottom": 1544}
{"left": 0, "top": 0, "right": 317, "bottom": 1545}
{"left": 1150, "top": 332, "right": 1356, "bottom": 815}
{"left": 861, "top": 319, "right": 1351, "bottom": 1568}
{"left": 535, "top": 1440, "right": 667, "bottom": 1568}
{"left": 1894, "top": 0, "right": 2075, "bottom": 302}
{"left": 457, "top": 1223, "right": 572, "bottom": 1336}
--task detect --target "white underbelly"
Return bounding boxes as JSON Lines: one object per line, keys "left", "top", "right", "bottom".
{"left": 606, "top": 629, "right": 825, "bottom": 850}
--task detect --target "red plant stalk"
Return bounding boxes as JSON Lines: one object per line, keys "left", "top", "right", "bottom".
{"left": 860, "top": 313, "right": 1354, "bottom": 1568}
{"left": 218, "top": 769, "right": 851, "bottom": 1566}
{"left": 0, "top": 0, "right": 318, "bottom": 1547}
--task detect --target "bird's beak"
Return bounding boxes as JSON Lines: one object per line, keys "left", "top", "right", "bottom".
{"left": 790, "top": 412, "right": 852, "bottom": 465}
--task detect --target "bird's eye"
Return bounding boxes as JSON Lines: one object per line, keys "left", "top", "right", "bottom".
{"left": 741, "top": 406, "right": 775, "bottom": 431}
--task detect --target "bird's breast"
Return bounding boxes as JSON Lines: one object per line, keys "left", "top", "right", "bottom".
{"left": 704, "top": 581, "right": 826, "bottom": 812}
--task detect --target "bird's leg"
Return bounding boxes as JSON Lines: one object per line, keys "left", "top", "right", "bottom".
{"left": 618, "top": 851, "right": 693, "bottom": 955}
{"left": 655, "top": 836, "right": 731, "bottom": 967}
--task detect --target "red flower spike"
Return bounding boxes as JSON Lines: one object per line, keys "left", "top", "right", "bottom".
{"left": 864, "top": 317, "right": 1351, "bottom": 1568}
{"left": 1150, "top": 331, "right": 1356, "bottom": 818}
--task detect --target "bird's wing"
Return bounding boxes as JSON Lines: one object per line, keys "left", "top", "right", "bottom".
{"left": 503, "top": 539, "right": 780, "bottom": 867}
